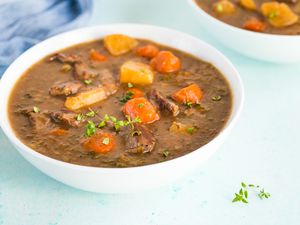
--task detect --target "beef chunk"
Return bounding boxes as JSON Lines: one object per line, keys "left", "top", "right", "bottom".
{"left": 20, "top": 108, "right": 50, "bottom": 130}
{"left": 74, "top": 62, "right": 99, "bottom": 80}
{"left": 48, "top": 110, "right": 82, "bottom": 127}
{"left": 49, "top": 80, "right": 83, "bottom": 96}
{"left": 99, "top": 69, "right": 118, "bottom": 95}
{"left": 49, "top": 53, "right": 81, "bottom": 64}
{"left": 148, "top": 89, "right": 179, "bottom": 116}
{"left": 124, "top": 124, "right": 156, "bottom": 154}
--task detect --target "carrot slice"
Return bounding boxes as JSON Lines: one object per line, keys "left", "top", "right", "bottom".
{"left": 127, "top": 88, "right": 144, "bottom": 98}
{"left": 136, "top": 45, "right": 159, "bottom": 58}
{"left": 123, "top": 97, "right": 159, "bottom": 124}
{"left": 90, "top": 49, "right": 107, "bottom": 61}
{"left": 49, "top": 128, "right": 67, "bottom": 136}
{"left": 83, "top": 132, "right": 115, "bottom": 153}
{"left": 243, "top": 18, "right": 266, "bottom": 32}
{"left": 172, "top": 84, "right": 203, "bottom": 104}
{"left": 150, "top": 51, "right": 181, "bottom": 74}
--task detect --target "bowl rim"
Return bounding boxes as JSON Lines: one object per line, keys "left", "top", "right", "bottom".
{"left": 187, "top": 0, "right": 300, "bottom": 39}
{"left": 0, "top": 23, "right": 244, "bottom": 173}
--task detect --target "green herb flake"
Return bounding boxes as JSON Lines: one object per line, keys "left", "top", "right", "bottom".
{"left": 85, "top": 121, "right": 96, "bottom": 137}
{"left": 212, "top": 95, "right": 222, "bottom": 101}
{"left": 119, "top": 91, "right": 134, "bottom": 103}
{"left": 186, "top": 127, "right": 195, "bottom": 134}
{"left": 98, "top": 120, "right": 106, "bottom": 128}
{"left": 76, "top": 113, "right": 85, "bottom": 121}
{"left": 84, "top": 79, "right": 92, "bottom": 85}
{"left": 127, "top": 82, "right": 133, "bottom": 88}
{"left": 86, "top": 110, "right": 96, "bottom": 117}
{"left": 33, "top": 106, "right": 40, "bottom": 113}
{"left": 102, "top": 137, "right": 110, "bottom": 145}
{"left": 268, "top": 11, "right": 279, "bottom": 19}
{"left": 185, "top": 102, "right": 193, "bottom": 108}
{"left": 137, "top": 103, "right": 144, "bottom": 108}
{"left": 162, "top": 149, "right": 170, "bottom": 158}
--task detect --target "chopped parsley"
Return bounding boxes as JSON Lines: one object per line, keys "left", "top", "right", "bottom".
{"left": 137, "top": 103, "right": 144, "bottom": 108}
{"left": 76, "top": 113, "right": 85, "bottom": 121}
{"left": 85, "top": 121, "right": 96, "bottom": 137}
{"left": 127, "top": 82, "right": 133, "bottom": 88}
{"left": 268, "top": 11, "right": 279, "bottom": 19}
{"left": 185, "top": 102, "right": 193, "bottom": 108}
{"left": 232, "top": 182, "right": 271, "bottom": 204}
{"left": 119, "top": 91, "right": 134, "bottom": 103}
{"left": 162, "top": 149, "right": 170, "bottom": 158}
{"left": 186, "top": 127, "right": 195, "bottom": 134}
{"left": 86, "top": 109, "right": 97, "bottom": 118}
{"left": 84, "top": 79, "right": 92, "bottom": 85}
{"left": 98, "top": 114, "right": 141, "bottom": 132}
{"left": 102, "top": 137, "right": 110, "bottom": 145}
{"left": 33, "top": 106, "right": 40, "bottom": 113}
{"left": 212, "top": 95, "right": 222, "bottom": 101}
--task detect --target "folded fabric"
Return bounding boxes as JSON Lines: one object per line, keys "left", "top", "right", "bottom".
{"left": 0, "top": 0, "right": 93, "bottom": 77}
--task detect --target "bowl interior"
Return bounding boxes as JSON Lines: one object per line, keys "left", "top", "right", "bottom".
{"left": 0, "top": 24, "right": 244, "bottom": 170}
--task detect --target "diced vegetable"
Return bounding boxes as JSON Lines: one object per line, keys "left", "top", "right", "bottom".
{"left": 213, "top": 0, "right": 236, "bottom": 15}
{"left": 243, "top": 18, "right": 266, "bottom": 32}
{"left": 172, "top": 84, "right": 203, "bottom": 104}
{"left": 65, "top": 88, "right": 107, "bottom": 111}
{"left": 261, "top": 2, "right": 298, "bottom": 27}
{"left": 127, "top": 88, "right": 144, "bottom": 98}
{"left": 150, "top": 51, "right": 181, "bottom": 74}
{"left": 90, "top": 49, "right": 107, "bottom": 61}
{"left": 83, "top": 132, "right": 115, "bottom": 153}
{"left": 123, "top": 97, "right": 159, "bottom": 124}
{"left": 239, "top": 0, "right": 256, "bottom": 10}
{"left": 136, "top": 45, "right": 159, "bottom": 58}
{"left": 120, "top": 61, "right": 154, "bottom": 85}
{"left": 49, "top": 128, "right": 67, "bottom": 136}
{"left": 104, "top": 34, "right": 138, "bottom": 56}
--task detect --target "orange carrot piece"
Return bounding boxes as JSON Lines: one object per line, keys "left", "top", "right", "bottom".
{"left": 83, "top": 132, "right": 115, "bottom": 153}
{"left": 136, "top": 45, "right": 159, "bottom": 58}
{"left": 123, "top": 97, "right": 159, "bottom": 124}
{"left": 127, "top": 88, "right": 144, "bottom": 98}
{"left": 90, "top": 49, "right": 107, "bottom": 62}
{"left": 172, "top": 84, "right": 203, "bottom": 104}
{"left": 243, "top": 18, "right": 266, "bottom": 32}
{"left": 150, "top": 51, "right": 181, "bottom": 74}
{"left": 49, "top": 128, "right": 67, "bottom": 136}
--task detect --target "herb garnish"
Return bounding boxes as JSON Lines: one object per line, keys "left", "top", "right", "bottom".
{"left": 185, "top": 102, "right": 193, "bottom": 108}
{"left": 33, "top": 106, "right": 40, "bottom": 113}
{"left": 232, "top": 182, "right": 271, "bottom": 204}
{"left": 127, "top": 83, "right": 133, "bottom": 88}
{"left": 268, "top": 11, "right": 279, "bottom": 19}
{"left": 102, "top": 137, "right": 110, "bottom": 145}
{"left": 85, "top": 121, "right": 96, "bottom": 137}
{"left": 162, "top": 149, "right": 170, "bottom": 158}
{"left": 137, "top": 103, "right": 144, "bottom": 108}
{"left": 98, "top": 114, "right": 141, "bottom": 132}
{"left": 119, "top": 91, "right": 134, "bottom": 103}
{"left": 84, "top": 79, "right": 92, "bottom": 85}
{"left": 212, "top": 95, "right": 222, "bottom": 101}
{"left": 186, "top": 127, "right": 195, "bottom": 134}
{"left": 76, "top": 113, "right": 85, "bottom": 121}
{"left": 86, "top": 109, "right": 97, "bottom": 117}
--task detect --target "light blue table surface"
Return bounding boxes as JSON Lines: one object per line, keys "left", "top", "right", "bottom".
{"left": 1, "top": 0, "right": 300, "bottom": 224}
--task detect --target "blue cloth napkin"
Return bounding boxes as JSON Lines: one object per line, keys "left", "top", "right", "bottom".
{"left": 0, "top": 0, "right": 93, "bottom": 77}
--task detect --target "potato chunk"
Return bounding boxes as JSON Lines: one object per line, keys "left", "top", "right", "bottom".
{"left": 65, "top": 88, "right": 107, "bottom": 111}
{"left": 104, "top": 34, "right": 138, "bottom": 56}
{"left": 120, "top": 61, "right": 154, "bottom": 85}
{"left": 261, "top": 2, "right": 299, "bottom": 27}
{"left": 213, "top": 0, "right": 236, "bottom": 15}
{"left": 239, "top": 0, "right": 256, "bottom": 10}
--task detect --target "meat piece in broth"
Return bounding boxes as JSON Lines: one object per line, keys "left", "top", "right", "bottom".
{"left": 74, "top": 62, "right": 99, "bottom": 80}
{"left": 98, "top": 69, "right": 118, "bottom": 95}
{"left": 49, "top": 53, "right": 81, "bottom": 64}
{"left": 48, "top": 110, "right": 82, "bottom": 127}
{"left": 49, "top": 80, "right": 83, "bottom": 96}
{"left": 20, "top": 108, "right": 50, "bottom": 130}
{"left": 148, "top": 89, "right": 179, "bottom": 116}
{"left": 124, "top": 124, "right": 156, "bottom": 154}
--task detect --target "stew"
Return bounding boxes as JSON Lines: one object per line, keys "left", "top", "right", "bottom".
{"left": 196, "top": 0, "right": 300, "bottom": 35}
{"left": 8, "top": 34, "right": 232, "bottom": 168}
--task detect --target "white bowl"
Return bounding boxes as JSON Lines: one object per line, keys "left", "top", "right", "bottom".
{"left": 188, "top": 0, "right": 300, "bottom": 63}
{"left": 0, "top": 24, "right": 244, "bottom": 193}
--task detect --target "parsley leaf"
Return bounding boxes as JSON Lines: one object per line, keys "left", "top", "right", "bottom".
{"left": 85, "top": 121, "right": 96, "bottom": 137}
{"left": 32, "top": 106, "right": 40, "bottom": 113}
